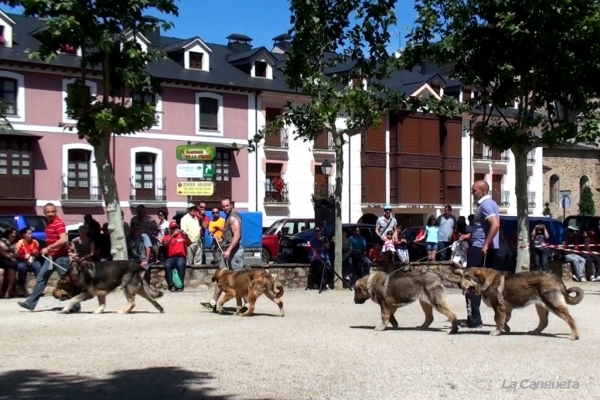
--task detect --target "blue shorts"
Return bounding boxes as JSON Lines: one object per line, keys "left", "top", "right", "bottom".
{"left": 426, "top": 243, "right": 438, "bottom": 252}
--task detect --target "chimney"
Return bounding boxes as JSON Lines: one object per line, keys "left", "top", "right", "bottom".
{"left": 272, "top": 33, "right": 291, "bottom": 53}
{"left": 227, "top": 34, "right": 253, "bottom": 53}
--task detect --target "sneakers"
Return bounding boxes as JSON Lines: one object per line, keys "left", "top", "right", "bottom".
{"left": 591, "top": 276, "right": 597, "bottom": 282}
{"left": 200, "top": 299, "right": 217, "bottom": 312}
{"left": 459, "top": 320, "right": 483, "bottom": 329}
{"left": 17, "top": 301, "right": 33, "bottom": 311}
{"left": 581, "top": 277, "right": 587, "bottom": 282}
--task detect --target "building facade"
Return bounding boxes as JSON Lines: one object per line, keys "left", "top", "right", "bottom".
{"left": 543, "top": 144, "right": 600, "bottom": 218}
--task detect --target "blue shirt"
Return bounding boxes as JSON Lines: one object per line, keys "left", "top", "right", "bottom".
{"left": 472, "top": 195, "right": 500, "bottom": 248}
{"left": 425, "top": 226, "right": 439, "bottom": 244}
{"left": 349, "top": 236, "right": 367, "bottom": 254}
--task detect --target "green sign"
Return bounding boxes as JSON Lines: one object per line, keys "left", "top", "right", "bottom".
{"left": 202, "top": 163, "right": 215, "bottom": 179}
{"left": 176, "top": 145, "right": 215, "bottom": 161}
{"left": 176, "top": 163, "right": 215, "bottom": 179}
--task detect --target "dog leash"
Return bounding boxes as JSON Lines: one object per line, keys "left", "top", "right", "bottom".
{"left": 390, "top": 243, "right": 455, "bottom": 274}
{"left": 212, "top": 234, "right": 230, "bottom": 269}
{"left": 41, "top": 255, "right": 68, "bottom": 273}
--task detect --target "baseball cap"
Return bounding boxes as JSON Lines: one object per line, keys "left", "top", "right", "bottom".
{"left": 187, "top": 202, "right": 196, "bottom": 209}
{"left": 383, "top": 204, "right": 392, "bottom": 211}
{"left": 169, "top": 221, "right": 178, "bottom": 229}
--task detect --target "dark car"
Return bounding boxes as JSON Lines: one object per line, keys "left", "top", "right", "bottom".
{"left": 277, "top": 223, "right": 378, "bottom": 264}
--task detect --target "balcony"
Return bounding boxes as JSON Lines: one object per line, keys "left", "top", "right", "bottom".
{"left": 528, "top": 191, "right": 536, "bottom": 208}
{"left": 130, "top": 177, "right": 167, "bottom": 207}
{"left": 313, "top": 132, "right": 334, "bottom": 153}
{"left": 473, "top": 143, "right": 509, "bottom": 172}
{"left": 527, "top": 151, "right": 536, "bottom": 164}
{"left": 500, "top": 190, "right": 510, "bottom": 208}
{"left": 61, "top": 175, "right": 103, "bottom": 207}
{"left": 264, "top": 127, "right": 289, "bottom": 150}
{"left": 264, "top": 180, "right": 289, "bottom": 208}
{"left": 314, "top": 184, "right": 335, "bottom": 199}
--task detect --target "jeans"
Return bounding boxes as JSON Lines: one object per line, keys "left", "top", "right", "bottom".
{"left": 16, "top": 260, "right": 42, "bottom": 286}
{"left": 164, "top": 257, "right": 186, "bottom": 289}
{"left": 24, "top": 256, "right": 70, "bottom": 310}
{"left": 565, "top": 254, "right": 585, "bottom": 278}
{"left": 532, "top": 247, "right": 550, "bottom": 272}
{"left": 465, "top": 247, "right": 497, "bottom": 326}
{"left": 350, "top": 254, "right": 371, "bottom": 278}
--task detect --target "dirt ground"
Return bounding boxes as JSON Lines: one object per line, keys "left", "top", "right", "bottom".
{"left": 1, "top": 282, "right": 599, "bottom": 400}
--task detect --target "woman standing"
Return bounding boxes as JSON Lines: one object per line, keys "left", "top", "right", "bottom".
{"left": 0, "top": 227, "right": 18, "bottom": 298}
{"left": 15, "top": 228, "right": 42, "bottom": 296}
{"left": 156, "top": 209, "right": 170, "bottom": 262}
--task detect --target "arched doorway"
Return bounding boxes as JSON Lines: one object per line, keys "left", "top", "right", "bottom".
{"left": 357, "top": 213, "right": 378, "bottom": 225}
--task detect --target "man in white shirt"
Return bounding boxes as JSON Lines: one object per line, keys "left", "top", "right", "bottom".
{"left": 180, "top": 203, "right": 201, "bottom": 266}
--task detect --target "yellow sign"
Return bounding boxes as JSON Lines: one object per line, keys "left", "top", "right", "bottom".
{"left": 176, "top": 181, "right": 215, "bottom": 196}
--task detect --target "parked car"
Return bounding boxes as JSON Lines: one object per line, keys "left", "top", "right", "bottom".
{"left": 262, "top": 218, "right": 316, "bottom": 263}
{"left": 277, "top": 223, "right": 377, "bottom": 264}
{"left": 562, "top": 215, "right": 599, "bottom": 243}
{"left": 0, "top": 214, "right": 47, "bottom": 247}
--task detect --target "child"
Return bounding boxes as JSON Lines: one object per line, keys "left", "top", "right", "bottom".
{"left": 450, "top": 239, "right": 468, "bottom": 269}
{"left": 420, "top": 215, "right": 439, "bottom": 261}
{"left": 382, "top": 231, "right": 396, "bottom": 262}
{"left": 368, "top": 242, "right": 387, "bottom": 263}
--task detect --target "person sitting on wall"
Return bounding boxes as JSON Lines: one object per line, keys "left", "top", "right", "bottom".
{"left": 163, "top": 221, "right": 190, "bottom": 292}
{"left": 127, "top": 221, "right": 153, "bottom": 281}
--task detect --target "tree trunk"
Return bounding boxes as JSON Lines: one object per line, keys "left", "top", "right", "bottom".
{"left": 512, "top": 144, "right": 530, "bottom": 272}
{"left": 333, "top": 131, "right": 344, "bottom": 290}
{"left": 93, "top": 136, "right": 128, "bottom": 260}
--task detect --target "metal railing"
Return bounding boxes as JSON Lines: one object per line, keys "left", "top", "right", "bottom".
{"left": 501, "top": 151, "right": 510, "bottom": 161}
{"left": 61, "top": 175, "right": 102, "bottom": 201}
{"left": 264, "top": 181, "right": 289, "bottom": 204}
{"left": 528, "top": 191, "right": 536, "bottom": 208}
{"left": 130, "top": 177, "right": 166, "bottom": 201}
{"left": 313, "top": 132, "right": 334, "bottom": 150}
{"left": 501, "top": 190, "right": 510, "bottom": 207}
{"left": 314, "top": 184, "right": 335, "bottom": 198}
{"left": 264, "top": 127, "right": 289, "bottom": 148}
{"left": 527, "top": 151, "right": 535, "bottom": 163}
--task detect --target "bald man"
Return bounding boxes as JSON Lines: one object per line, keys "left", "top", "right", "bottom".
{"left": 458, "top": 180, "right": 500, "bottom": 328}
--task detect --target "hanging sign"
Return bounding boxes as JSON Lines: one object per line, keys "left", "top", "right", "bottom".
{"left": 176, "top": 145, "right": 215, "bottom": 161}
{"left": 176, "top": 181, "right": 215, "bottom": 196}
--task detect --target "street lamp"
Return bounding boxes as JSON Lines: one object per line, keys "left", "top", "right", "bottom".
{"left": 320, "top": 159, "right": 332, "bottom": 176}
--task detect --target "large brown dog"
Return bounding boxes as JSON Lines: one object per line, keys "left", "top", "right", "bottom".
{"left": 53, "top": 260, "right": 164, "bottom": 314}
{"left": 212, "top": 268, "right": 284, "bottom": 316}
{"left": 354, "top": 270, "right": 459, "bottom": 334}
{"left": 460, "top": 268, "right": 584, "bottom": 340}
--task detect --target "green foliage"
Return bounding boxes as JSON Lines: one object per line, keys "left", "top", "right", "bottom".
{"left": 17, "top": 0, "right": 178, "bottom": 144}
{"left": 403, "top": 0, "right": 600, "bottom": 152}
{"left": 543, "top": 202, "right": 552, "bottom": 218}
{"left": 579, "top": 186, "right": 595, "bottom": 216}
{"left": 249, "top": 0, "right": 407, "bottom": 150}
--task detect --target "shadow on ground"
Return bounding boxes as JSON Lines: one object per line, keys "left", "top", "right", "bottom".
{"left": 0, "top": 367, "right": 260, "bottom": 400}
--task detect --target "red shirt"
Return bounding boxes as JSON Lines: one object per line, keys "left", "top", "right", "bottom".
{"left": 163, "top": 233, "right": 187, "bottom": 258}
{"left": 46, "top": 216, "right": 69, "bottom": 257}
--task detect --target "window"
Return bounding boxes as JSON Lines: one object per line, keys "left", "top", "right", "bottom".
{"left": 134, "top": 152, "right": 156, "bottom": 200}
{"left": 59, "top": 43, "right": 77, "bottom": 54}
{"left": 133, "top": 90, "right": 155, "bottom": 105}
{"left": 195, "top": 93, "right": 223, "bottom": 134}
{"left": 215, "top": 149, "right": 230, "bottom": 183}
{"left": 67, "top": 149, "right": 91, "bottom": 199}
{"left": 254, "top": 61, "right": 267, "bottom": 77}
{"left": 0, "top": 139, "right": 30, "bottom": 176}
{"left": 0, "top": 26, "right": 5, "bottom": 46}
{"left": 62, "top": 78, "right": 97, "bottom": 124}
{"left": 265, "top": 163, "right": 286, "bottom": 203}
{"left": 189, "top": 52, "right": 204, "bottom": 69}
{"left": 314, "top": 165, "right": 329, "bottom": 197}
{"left": 0, "top": 77, "right": 17, "bottom": 115}
{"left": 549, "top": 174, "right": 559, "bottom": 203}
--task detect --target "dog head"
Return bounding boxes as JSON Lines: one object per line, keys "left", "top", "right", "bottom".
{"left": 211, "top": 268, "right": 229, "bottom": 282}
{"left": 52, "top": 259, "right": 91, "bottom": 300}
{"left": 353, "top": 276, "right": 370, "bottom": 304}
{"left": 460, "top": 267, "right": 497, "bottom": 295}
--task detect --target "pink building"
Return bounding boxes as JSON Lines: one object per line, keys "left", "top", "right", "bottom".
{"left": 0, "top": 11, "right": 298, "bottom": 225}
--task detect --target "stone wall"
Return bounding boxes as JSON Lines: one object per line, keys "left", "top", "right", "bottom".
{"left": 25, "top": 261, "right": 574, "bottom": 296}
{"left": 543, "top": 147, "right": 600, "bottom": 218}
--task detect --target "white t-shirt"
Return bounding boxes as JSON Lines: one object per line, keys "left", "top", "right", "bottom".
{"left": 451, "top": 240, "right": 468, "bottom": 268}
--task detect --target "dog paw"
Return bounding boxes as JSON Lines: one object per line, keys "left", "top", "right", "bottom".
{"left": 448, "top": 327, "right": 458, "bottom": 335}
{"left": 374, "top": 325, "right": 386, "bottom": 331}
{"left": 503, "top": 324, "right": 511, "bottom": 333}
{"left": 92, "top": 309, "right": 103, "bottom": 314}
{"left": 59, "top": 307, "right": 70, "bottom": 314}
{"left": 489, "top": 330, "right": 502, "bottom": 336}
{"left": 570, "top": 334, "right": 579, "bottom": 341}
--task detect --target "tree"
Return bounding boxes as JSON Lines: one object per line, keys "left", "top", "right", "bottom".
{"left": 249, "top": 0, "right": 406, "bottom": 288}
{"left": 579, "top": 186, "right": 595, "bottom": 216}
{"left": 403, "top": 0, "right": 600, "bottom": 272}
{"left": 17, "top": 0, "right": 178, "bottom": 259}
{"left": 543, "top": 202, "right": 552, "bottom": 218}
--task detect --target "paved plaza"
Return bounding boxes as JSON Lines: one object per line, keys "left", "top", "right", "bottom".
{"left": 1, "top": 283, "right": 600, "bottom": 400}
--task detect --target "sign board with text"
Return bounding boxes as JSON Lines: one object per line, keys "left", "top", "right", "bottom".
{"left": 176, "top": 163, "right": 216, "bottom": 179}
{"left": 176, "top": 181, "right": 215, "bottom": 196}
{"left": 176, "top": 145, "right": 215, "bottom": 161}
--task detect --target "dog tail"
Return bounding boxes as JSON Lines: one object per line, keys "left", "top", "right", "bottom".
{"left": 269, "top": 274, "right": 284, "bottom": 298}
{"left": 563, "top": 285, "right": 584, "bottom": 305}
{"left": 143, "top": 280, "right": 163, "bottom": 299}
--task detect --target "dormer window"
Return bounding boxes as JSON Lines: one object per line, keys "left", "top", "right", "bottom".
{"left": 189, "top": 52, "right": 203, "bottom": 70}
{"left": 59, "top": 43, "right": 77, "bottom": 54}
{"left": 0, "top": 27, "right": 5, "bottom": 46}
{"left": 255, "top": 61, "right": 267, "bottom": 78}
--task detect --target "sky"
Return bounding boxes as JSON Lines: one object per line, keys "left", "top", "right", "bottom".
{"left": 4, "top": 0, "right": 417, "bottom": 52}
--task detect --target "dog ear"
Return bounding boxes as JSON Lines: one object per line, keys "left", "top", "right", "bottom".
{"left": 475, "top": 269, "right": 496, "bottom": 292}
